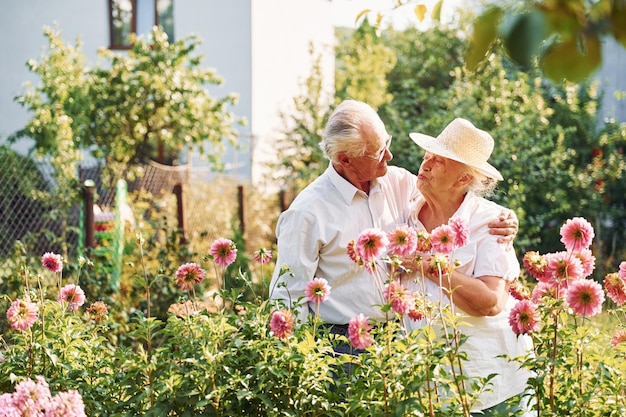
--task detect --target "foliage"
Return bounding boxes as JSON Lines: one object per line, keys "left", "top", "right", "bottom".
{"left": 2, "top": 224, "right": 625, "bottom": 415}
{"left": 377, "top": 23, "right": 465, "bottom": 171}
{"left": 11, "top": 25, "right": 244, "bottom": 186}
{"left": 509, "top": 222, "right": 626, "bottom": 416}
{"left": 357, "top": 0, "right": 626, "bottom": 82}
{"left": 0, "top": 249, "right": 495, "bottom": 416}
{"left": 466, "top": 0, "right": 626, "bottom": 82}
{"left": 334, "top": 20, "right": 397, "bottom": 109}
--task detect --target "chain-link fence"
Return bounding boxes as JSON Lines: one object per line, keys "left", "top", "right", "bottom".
{"left": 1, "top": 146, "right": 279, "bottom": 262}
{"left": 0, "top": 146, "right": 78, "bottom": 258}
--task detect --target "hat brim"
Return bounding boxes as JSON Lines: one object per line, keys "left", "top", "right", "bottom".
{"left": 409, "top": 132, "right": 503, "bottom": 181}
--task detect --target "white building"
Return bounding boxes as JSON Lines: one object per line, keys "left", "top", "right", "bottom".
{"left": 0, "top": 0, "right": 336, "bottom": 184}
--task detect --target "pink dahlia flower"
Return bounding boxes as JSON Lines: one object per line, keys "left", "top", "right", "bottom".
{"left": 509, "top": 299, "right": 540, "bottom": 335}
{"left": 305, "top": 278, "right": 331, "bottom": 304}
{"left": 619, "top": 261, "right": 626, "bottom": 279}
{"left": 46, "top": 390, "right": 86, "bottom": 417}
{"left": 523, "top": 251, "right": 549, "bottom": 281}
{"left": 426, "top": 253, "right": 451, "bottom": 276}
{"left": 253, "top": 248, "right": 272, "bottom": 264}
{"left": 269, "top": 309, "right": 294, "bottom": 339}
{"left": 42, "top": 252, "right": 63, "bottom": 273}
{"left": 531, "top": 281, "right": 558, "bottom": 303}
{"left": 208, "top": 238, "right": 238, "bottom": 268}
{"left": 566, "top": 279, "right": 605, "bottom": 317}
{"left": 57, "top": 284, "right": 86, "bottom": 312}
{"left": 12, "top": 376, "right": 52, "bottom": 414}
{"left": 355, "top": 228, "right": 389, "bottom": 262}
{"left": 0, "top": 392, "right": 14, "bottom": 412}
{"left": 385, "top": 280, "right": 415, "bottom": 315}
{"left": 175, "top": 262, "right": 206, "bottom": 291}
{"left": 430, "top": 224, "right": 457, "bottom": 254}
{"left": 87, "top": 301, "right": 109, "bottom": 322}
{"left": 408, "top": 295, "right": 431, "bottom": 322}
{"left": 386, "top": 226, "right": 417, "bottom": 257}
{"left": 546, "top": 251, "right": 584, "bottom": 283}
{"left": 449, "top": 216, "right": 470, "bottom": 248}
{"left": 560, "top": 217, "right": 594, "bottom": 252}
{"left": 346, "top": 239, "right": 361, "bottom": 265}
{"left": 509, "top": 279, "right": 531, "bottom": 301}
{"left": 604, "top": 272, "right": 626, "bottom": 306}
{"left": 573, "top": 248, "right": 596, "bottom": 278}
{"left": 611, "top": 329, "right": 626, "bottom": 348}
{"left": 6, "top": 298, "right": 39, "bottom": 330}
{"left": 408, "top": 307, "right": 425, "bottom": 321}
{"left": 348, "top": 313, "right": 373, "bottom": 350}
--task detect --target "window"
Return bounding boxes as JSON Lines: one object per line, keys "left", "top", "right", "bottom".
{"left": 109, "top": 0, "right": 174, "bottom": 49}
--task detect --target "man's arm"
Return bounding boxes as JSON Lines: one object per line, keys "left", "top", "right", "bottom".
{"left": 269, "top": 209, "right": 317, "bottom": 323}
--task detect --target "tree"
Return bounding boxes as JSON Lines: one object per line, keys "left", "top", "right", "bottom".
{"left": 10, "top": 26, "right": 89, "bottom": 256}
{"left": 377, "top": 23, "right": 465, "bottom": 170}
{"left": 12, "top": 25, "right": 244, "bottom": 185}
{"left": 335, "top": 20, "right": 397, "bottom": 109}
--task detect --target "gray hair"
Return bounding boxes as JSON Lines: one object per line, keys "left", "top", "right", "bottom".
{"left": 464, "top": 166, "right": 499, "bottom": 197}
{"left": 320, "top": 100, "right": 379, "bottom": 163}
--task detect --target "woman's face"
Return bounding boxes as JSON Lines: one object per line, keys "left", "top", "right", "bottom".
{"left": 417, "top": 152, "right": 467, "bottom": 196}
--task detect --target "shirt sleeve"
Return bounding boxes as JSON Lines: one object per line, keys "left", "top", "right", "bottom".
{"left": 269, "top": 207, "right": 319, "bottom": 323}
{"left": 473, "top": 233, "right": 521, "bottom": 281}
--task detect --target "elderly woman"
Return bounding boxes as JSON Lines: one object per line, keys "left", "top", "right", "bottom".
{"left": 404, "top": 118, "right": 533, "bottom": 416}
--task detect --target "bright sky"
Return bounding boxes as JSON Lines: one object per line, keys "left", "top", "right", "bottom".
{"left": 331, "top": 0, "right": 467, "bottom": 29}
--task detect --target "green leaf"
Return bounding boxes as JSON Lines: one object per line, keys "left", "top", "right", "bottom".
{"left": 541, "top": 34, "right": 602, "bottom": 82}
{"left": 431, "top": 0, "right": 443, "bottom": 21}
{"left": 466, "top": 6, "right": 503, "bottom": 70}
{"left": 414, "top": 4, "right": 427, "bottom": 22}
{"left": 500, "top": 9, "right": 548, "bottom": 68}
{"left": 355, "top": 9, "right": 371, "bottom": 25}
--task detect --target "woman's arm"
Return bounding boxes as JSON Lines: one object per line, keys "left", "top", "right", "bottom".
{"left": 424, "top": 270, "right": 510, "bottom": 316}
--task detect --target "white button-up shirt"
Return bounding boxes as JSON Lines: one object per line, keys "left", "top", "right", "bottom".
{"left": 270, "top": 165, "right": 417, "bottom": 324}
{"left": 406, "top": 192, "right": 533, "bottom": 411}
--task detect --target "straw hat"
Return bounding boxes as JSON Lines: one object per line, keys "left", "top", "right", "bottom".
{"left": 409, "top": 118, "right": 503, "bottom": 181}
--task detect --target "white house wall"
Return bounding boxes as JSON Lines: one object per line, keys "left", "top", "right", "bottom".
{"left": 596, "top": 37, "right": 626, "bottom": 124}
{"left": 250, "top": 0, "right": 335, "bottom": 185}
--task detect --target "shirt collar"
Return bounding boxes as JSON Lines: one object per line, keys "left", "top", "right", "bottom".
{"left": 327, "top": 165, "right": 375, "bottom": 205}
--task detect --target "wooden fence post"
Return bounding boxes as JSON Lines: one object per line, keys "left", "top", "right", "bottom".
{"left": 238, "top": 185, "right": 245, "bottom": 236}
{"left": 83, "top": 180, "right": 96, "bottom": 248}
{"left": 174, "top": 183, "right": 187, "bottom": 244}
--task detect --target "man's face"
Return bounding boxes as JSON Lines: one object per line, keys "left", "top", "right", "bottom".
{"left": 348, "top": 131, "right": 393, "bottom": 184}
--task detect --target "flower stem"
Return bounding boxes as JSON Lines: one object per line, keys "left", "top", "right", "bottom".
{"left": 549, "top": 310, "right": 559, "bottom": 411}
{"left": 37, "top": 275, "right": 46, "bottom": 373}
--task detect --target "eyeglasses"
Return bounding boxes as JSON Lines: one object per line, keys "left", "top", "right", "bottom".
{"left": 362, "top": 135, "right": 392, "bottom": 162}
